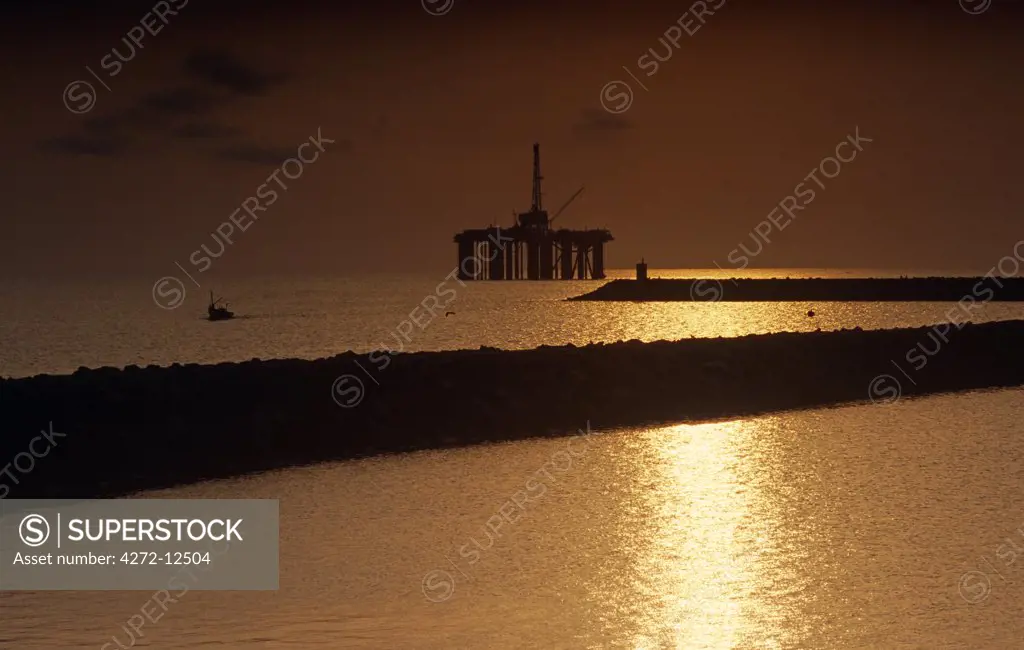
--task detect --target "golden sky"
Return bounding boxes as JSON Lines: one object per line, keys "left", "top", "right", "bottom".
{"left": 2, "top": 0, "right": 1022, "bottom": 277}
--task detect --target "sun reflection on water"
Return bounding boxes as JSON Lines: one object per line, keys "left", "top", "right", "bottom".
{"left": 627, "top": 419, "right": 770, "bottom": 650}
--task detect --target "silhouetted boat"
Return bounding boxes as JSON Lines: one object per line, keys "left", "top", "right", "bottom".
{"left": 207, "top": 291, "right": 234, "bottom": 321}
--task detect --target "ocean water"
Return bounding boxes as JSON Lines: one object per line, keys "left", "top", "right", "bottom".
{"left": 2, "top": 269, "right": 1022, "bottom": 378}
{"left": 4, "top": 389, "right": 1024, "bottom": 648}
{"left": 3, "top": 269, "right": 1023, "bottom": 648}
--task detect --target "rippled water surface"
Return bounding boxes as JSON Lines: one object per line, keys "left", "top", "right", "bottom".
{"left": 4, "top": 389, "right": 1024, "bottom": 648}
{"left": 2, "top": 269, "right": 1022, "bottom": 378}
{"left": 4, "top": 270, "right": 1023, "bottom": 648}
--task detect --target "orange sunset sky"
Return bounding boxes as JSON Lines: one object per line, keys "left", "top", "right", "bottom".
{"left": 2, "top": 0, "right": 1022, "bottom": 277}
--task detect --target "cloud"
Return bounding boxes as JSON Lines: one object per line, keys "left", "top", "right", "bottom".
{"left": 140, "top": 87, "right": 219, "bottom": 117}
{"left": 42, "top": 51, "right": 289, "bottom": 157}
{"left": 80, "top": 114, "right": 127, "bottom": 134}
{"left": 184, "top": 49, "right": 286, "bottom": 96}
{"left": 173, "top": 122, "right": 241, "bottom": 140}
{"left": 40, "top": 134, "right": 127, "bottom": 157}
{"left": 215, "top": 137, "right": 351, "bottom": 165}
{"left": 573, "top": 107, "right": 632, "bottom": 134}
{"left": 214, "top": 144, "right": 297, "bottom": 166}
{"left": 67, "top": 87, "right": 215, "bottom": 136}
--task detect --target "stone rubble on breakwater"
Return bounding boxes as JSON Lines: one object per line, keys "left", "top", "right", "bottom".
{"left": 569, "top": 277, "right": 1024, "bottom": 301}
{"left": 3, "top": 319, "right": 1024, "bottom": 499}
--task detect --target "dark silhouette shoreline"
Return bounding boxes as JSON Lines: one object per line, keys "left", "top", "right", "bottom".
{"left": 570, "top": 277, "right": 1024, "bottom": 301}
{"left": 3, "top": 319, "right": 1024, "bottom": 499}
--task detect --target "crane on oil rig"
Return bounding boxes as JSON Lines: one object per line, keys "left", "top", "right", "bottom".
{"left": 453, "top": 142, "right": 612, "bottom": 281}
{"left": 550, "top": 185, "right": 585, "bottom": 227}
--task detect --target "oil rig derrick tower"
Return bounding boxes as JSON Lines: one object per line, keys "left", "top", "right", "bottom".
{"left": 453, "top": 143, "right": 613, "bottom": 280}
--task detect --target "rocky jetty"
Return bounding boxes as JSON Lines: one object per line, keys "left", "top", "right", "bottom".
{"left": 570, "top": 277, "right": 1024, "bottom": 301}
{"left": 3, "top": 319, "right": 1024, "bottom": 498}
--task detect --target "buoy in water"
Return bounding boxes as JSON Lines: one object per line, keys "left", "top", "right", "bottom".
{"left": 807, "top": 310, "right": 815, "bottom": 317}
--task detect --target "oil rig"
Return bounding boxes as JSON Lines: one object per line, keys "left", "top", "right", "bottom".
{"left": 453, "top": 144, "right": 613, "bottom": 280}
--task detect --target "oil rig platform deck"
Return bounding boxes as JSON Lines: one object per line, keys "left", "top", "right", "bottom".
{"left": 453, "top": 144, "right": 613, "bottom": 280}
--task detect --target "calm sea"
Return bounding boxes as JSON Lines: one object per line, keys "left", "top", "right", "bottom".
{"left": 2, "top": 270, "right": 1023, "bottom": 648}
{"left": 2, "top": 268, "right": 1022, "bottom": 378}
